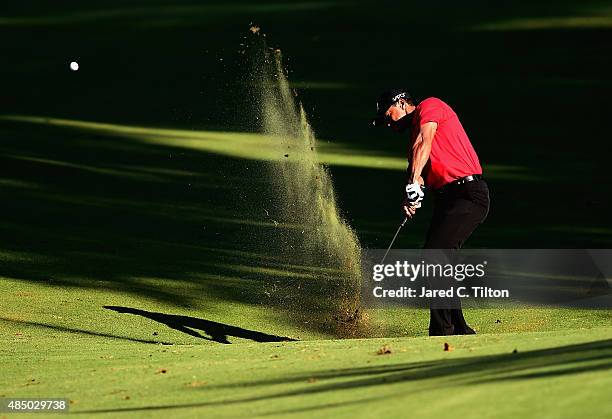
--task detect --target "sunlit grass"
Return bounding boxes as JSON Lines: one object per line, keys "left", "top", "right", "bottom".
{"left": 0, "top": 115, "right": 529, "bottom": 180}
{"left": 290, "top": 81, "right": 356, "bottom": 90}
{"left": 3, "top": 115, "right": 401, "bottom": 168}
{"left": 473, "top": 15, "right": 612, "bottom": 31}
{"left": 0, "top": 2, "right": 337, "bottom": 26}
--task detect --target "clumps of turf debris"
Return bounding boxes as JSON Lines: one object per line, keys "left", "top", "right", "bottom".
{"left": 377, "top": 344, "right": 393, "bottom": 355}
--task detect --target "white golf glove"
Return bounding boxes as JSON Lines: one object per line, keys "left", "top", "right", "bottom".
{"left": 405, "top": 182, "right": 425, "bottom": 208}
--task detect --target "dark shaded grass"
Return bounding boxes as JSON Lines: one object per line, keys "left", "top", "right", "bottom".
{"left": 0, "top": 120, "right": 364, "bottom": 334}
{"left": 1, "top": 0, "right": 611, "bottom": 336}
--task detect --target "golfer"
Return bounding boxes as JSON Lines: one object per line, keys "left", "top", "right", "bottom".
{"left": 372, "top": 89, "right": 490, "bottom": 336}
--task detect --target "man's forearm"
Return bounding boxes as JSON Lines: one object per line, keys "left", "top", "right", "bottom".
{"left": 408, "top": 122, "right": 436, "bottom": 184}
{"left": 409, "top": 137, "right": 431, "bottom": 183}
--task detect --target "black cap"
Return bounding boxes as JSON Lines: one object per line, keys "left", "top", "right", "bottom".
{"left": 372, "top": 89, "right": 412, "bottom": 127}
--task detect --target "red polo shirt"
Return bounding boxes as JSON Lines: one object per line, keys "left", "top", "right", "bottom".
{"left": 411, "top": 97, "right": 482, "bottom": 190}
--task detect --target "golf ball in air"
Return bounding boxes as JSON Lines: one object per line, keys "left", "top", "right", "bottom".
{"left": 70, "top": 61, "right": 79, "bottom": 71}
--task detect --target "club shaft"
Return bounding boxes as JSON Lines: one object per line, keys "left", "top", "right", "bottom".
{"left": 380, "top": 217, "right": 408, "bottom": 264}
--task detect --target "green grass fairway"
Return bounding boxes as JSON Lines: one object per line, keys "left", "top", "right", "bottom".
{"left": 2, "top": 259, "right": 612, "bottom": 417}
{"left": 2, "top": 316, "right": 611, "bottom": 418}
{"left": 1, "top": 118, "right": 610, "bottom": 417}
{"left": 1, "top": 118, "right": 610, "bottom": 416}
{"left": 2, "top": 0, "right": 612, "bottom": 417}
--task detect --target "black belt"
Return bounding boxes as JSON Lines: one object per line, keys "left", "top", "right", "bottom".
{"left": 436, "top": 174, "right": 482, "bottom": 193}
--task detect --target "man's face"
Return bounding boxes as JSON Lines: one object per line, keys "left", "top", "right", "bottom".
{"left": 384, "top": 101, "right": 412, "bottom": 133}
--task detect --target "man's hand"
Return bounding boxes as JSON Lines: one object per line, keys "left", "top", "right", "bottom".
{"left": 405, "top": 182, "right": 425, "bottom": 205}
{"left": 403, "top": 182, "right": 425, "bottom": 218}
{"left": 402, "top": 199, "right": 420, "bottom": 218}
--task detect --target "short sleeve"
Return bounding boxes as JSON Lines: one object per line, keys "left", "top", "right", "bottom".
{"left": 417, "top": 98, "right": 445, "bottom": 125}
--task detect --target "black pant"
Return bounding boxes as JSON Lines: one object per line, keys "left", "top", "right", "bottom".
{"left": 424, "top": 179, "right": 490, "bottom": 336}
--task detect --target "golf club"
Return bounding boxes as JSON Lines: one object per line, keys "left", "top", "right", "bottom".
{"left": 380, "top": 216, "right": 408, "bottom": 264}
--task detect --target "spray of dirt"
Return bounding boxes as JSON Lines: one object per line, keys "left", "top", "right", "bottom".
{"left": 251, "top": 43, "right": 368, "bottom": 337}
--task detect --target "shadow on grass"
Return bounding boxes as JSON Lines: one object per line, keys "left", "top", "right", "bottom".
{"left": 230, "top": 338, "right": 612, "bottom": 388}
{"left": 104, "top": 306, "right": 296, "bottom": 344}
{"left": 1, "top": 114, "right": 611, "bottom": 340}
{"left": 0, "top": 118, "right": 365, "bottom": 335}
{"left": 75, "top": 338, "right": 612, "bottom": 414}
{"left": 2, "top": 0, "right": 612, "bottom": 339}
{"left": 0, "top": 317, "right": 172, "bottom": 345}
